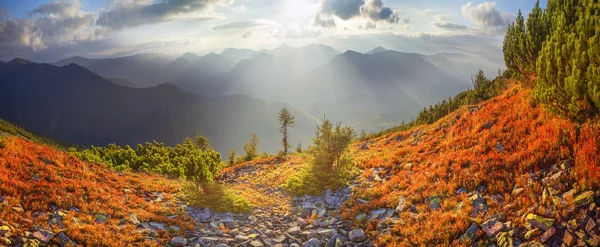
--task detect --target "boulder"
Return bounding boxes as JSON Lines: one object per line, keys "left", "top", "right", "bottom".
{"left": 349, "top": 229, "right": 366, "bottom": 242}
{"left": 302, "top": 238, "right": 321, "bottom": 247}
{"left": 170, "top": 237, "right": 187, "bottom": 247}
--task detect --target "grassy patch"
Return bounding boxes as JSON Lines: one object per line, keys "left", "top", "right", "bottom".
{"left": 181, "top": 183, "right": 253, "bottom": 213}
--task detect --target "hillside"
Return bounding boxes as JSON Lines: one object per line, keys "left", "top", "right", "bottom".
{"left": 1, "top": 84, "right": 599, "bottom": 247}
{"left": 345, "top": 86, "right": 600, "bottom": 246}
{"left": 0, "top": 136, "right": 191, "bottom": 246}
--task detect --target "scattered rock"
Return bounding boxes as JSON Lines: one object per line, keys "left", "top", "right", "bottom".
{"left": 287, "top": 226, "right": 301, "bottom": 235}
{"left": 539, "top": 226, "right": 555, "bottom": 243}
{"left": 395, "top": 197, "right": 408, "bottom": 213}
{"left": 459, "top": 223, "right": 479, "bottom": 243}
{"left": 32, "top": 229, "right": 54, "bottom": 244}
{"left": 249, "top": 240, "right": 264, "bottom": 247}
{"left": 349, "top": 229, "right": 366, "bottom": 242}
{"left": 526, "top": 214, "right": 554, "bottom": 231}
{"left": 95, "top": 213, "right": 107, "bottom": 224}
{"left": 11, "top": 207, "right": 24, "bottom": 214}
{"left": 496, "top": 142, "right": 505, "bottom": 152}
{"left": 170, "top": 237, "right": 187, "bottom": 247}
{"left": 574, "top": 191, "right": 595, "bottom": 206}
{"left": 481, "top": 219, "right": 504, "bottom": 237}
{"left": 302, "top": 238, "right": 321, "bottom": 247}
{"left": 56, "top": 232, "right": 77, "bottom": 246}
{"left": 429, "top": 196, "right": 441, "bottom": 210}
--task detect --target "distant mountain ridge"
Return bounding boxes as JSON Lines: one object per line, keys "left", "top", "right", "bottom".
{"left": 48, "top": 44, "right": 501, "bottom": 131}
{"left": 0, "top": 59, "right": 318, "bottom": 155}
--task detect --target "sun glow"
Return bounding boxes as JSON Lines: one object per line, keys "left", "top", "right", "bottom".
{"left": 284, "top": 0, "right": 319, "bottom": 21}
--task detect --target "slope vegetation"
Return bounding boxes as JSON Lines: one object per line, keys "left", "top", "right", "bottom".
{"left": 344, "top": 86, "right": 600, "bottom": 246}
{"left": 0, "top": 136, "right": 192, "bottom": 246}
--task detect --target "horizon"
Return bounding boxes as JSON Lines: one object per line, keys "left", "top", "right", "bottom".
{"left": 2, "top": 43, "right": 479, "bottom": 63}
{"left": 0, "top": 0, "right": 546, "bottom": 63}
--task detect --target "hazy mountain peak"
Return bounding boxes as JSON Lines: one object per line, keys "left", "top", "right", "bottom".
{"left": 8, "top": 58, "right": 32, "bottom": 65}
{"left": 366, "top": 46, "right": 388, "bottom": 54}
{"left": 180, "top": 52, "right": 201, "bottom": 63}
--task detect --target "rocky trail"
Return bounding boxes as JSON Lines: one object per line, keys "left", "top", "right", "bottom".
{"left": 148, "top": 159, "right": 374, "bottom": 247}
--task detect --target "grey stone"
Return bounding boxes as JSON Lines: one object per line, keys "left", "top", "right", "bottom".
{"left": 302, "top": 238, "right": 321, "bottom": 247}
{"left": 349, "top": 229, "right": 366, "bottom": 242}
{"left": 287, "top": 226, "right": 301, "bottom": 235}
{"left": 317, "top": 229, "right": 337, "bottom": 239}
{"left": 170, "top": 237, "right": 187, "bottom": 247}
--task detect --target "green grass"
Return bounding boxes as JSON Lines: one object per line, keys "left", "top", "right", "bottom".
{"left": 0, "top": 118, "right": 64, "bottom": 149}
{"left": 181, "top": 183, "right": 253, "bottom": 213}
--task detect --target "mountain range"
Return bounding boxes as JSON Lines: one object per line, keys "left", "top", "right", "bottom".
{"left": 4, "top": 44, "right": 503, "bottom": 154}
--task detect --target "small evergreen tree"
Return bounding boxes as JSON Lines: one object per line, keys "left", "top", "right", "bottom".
{"left": 244, "top": 133, "right": 259, "bottom": 161}
{"left": 285, "top": 118, "right": 355, "bottom": 195}
{"left": 228, "top": 148, "right": 236, "bottom": 167}
{"left": 503, "top": 10, "right": 527, "bottom": 79}
{"left": 278, "top": 104, "right": 295, "bottom": 155}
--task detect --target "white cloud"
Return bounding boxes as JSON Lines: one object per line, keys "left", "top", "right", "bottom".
{"left": 461, "top": 2, "right": 514, "bottom": 35}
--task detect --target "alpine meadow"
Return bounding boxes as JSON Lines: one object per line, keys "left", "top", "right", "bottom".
{"left": 1, "top": 0, "right": 600, "bottom": 247}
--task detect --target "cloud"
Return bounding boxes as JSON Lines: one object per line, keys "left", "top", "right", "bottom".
{"left": 279, "top": 29, "right": 322, "bottom": 39}
{"left": 360, "top": 0, "right": 400, "bottom": 23}
{"left": 242, "top": 31, "right": 252, "bottom": 38}
{"left": 319, "top": 0, "right": 400, "bottom": 23}
{"left": 461, "top": 2, "right": 514, "bottom": 35}
{"left": 433, "top": 22, "right": 467, "bottom": 30}
{"left": 97, "top": 0, "right": 223, "bottom": 31}
{"left": 359, "top": 22, "right": 376, "bottom": 30}
{"left": 1, "top": 0, "right": 96, "bottom": 50}
{"left": 211, "top": 20, "right": 270, "bottom": 31}
{"left": 313, "top": 13, "right": 336, "bottom": 28}
{"left": 0, "top": 18, "right": 45, "bottom": 50}
{"left": 321, "top": 0, "right": 363, "bottom": 20}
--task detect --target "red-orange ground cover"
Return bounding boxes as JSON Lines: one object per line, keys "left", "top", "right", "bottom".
{"left": 345, "top": 86, "right": 600, "bottom": 246}
{"left": 0, "top": 137, "right": 194, "bottom": 246}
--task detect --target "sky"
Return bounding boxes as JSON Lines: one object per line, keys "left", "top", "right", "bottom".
{"left": 0, "top": 0, "right": 547, "bottom": 62}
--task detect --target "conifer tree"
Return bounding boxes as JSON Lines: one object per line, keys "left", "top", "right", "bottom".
{"left": 278, "top": 104, "right": 295, "bottom": 155}
{"left": 525, "top": 0, "right": 547, "bottom": 74}
{"left": 535, "top": 0, "right": 598, "bottom": 119}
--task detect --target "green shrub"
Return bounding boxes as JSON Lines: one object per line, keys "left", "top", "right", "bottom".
{"left": 284, "top": 119, "right": 357, "bottom": 196}
{"left": 73, "top": 136, "right": 222, "bottom": 185}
